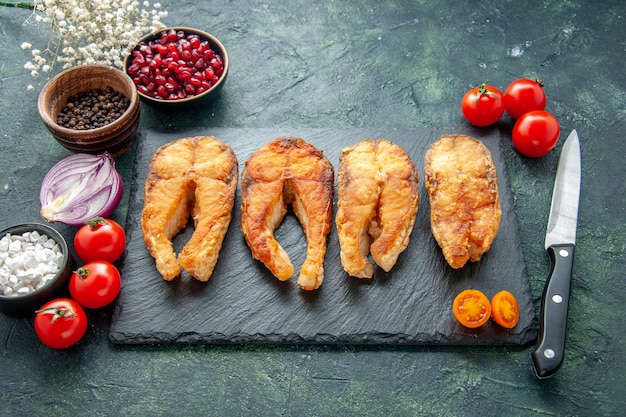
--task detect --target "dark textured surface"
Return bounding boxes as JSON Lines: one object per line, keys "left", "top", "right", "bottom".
{"left": 111, "top": 127, "right": 536, "bottom": 346}
{"left": 1, "top": 1, "right": 625, "bottom": 416}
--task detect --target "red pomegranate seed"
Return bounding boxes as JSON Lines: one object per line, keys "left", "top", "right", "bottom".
{"left": 204, "top": 67, "right": 218, "bottom": 83}
{"left": 179, "top": 39, "right": 190, "bottom": 50}
{"left": 127, "top": 63, "right": 140, "bottom": 76}
{"left": 164, "top": 82, "right": 176, "bottom": 93}
{"left": 156, "top": 85, "right": 167, "bottom": 98}
{"left": 177, "top": 70, "right": 192, "bottom": 81}
{"left": 156, "top": 44, "right": 168, "bottom": 55}
{"left": 190, "top": 49, "right": 202, "bottom": 62}
{"left": 180, "top": 50, "right": 192, "bottom": 61}
{"left": 148, "top": 55, "right": 163, "bottom": 70}
{"left": 189, "top": 36, "right": 201, "bottom": 49}
{"left": 194, "top": 58, "right": 205, "bottom": 70}
{"left": 167, "top": 77, "right": 179, "bottom": 89}
{"left": 166, "top": 29, "right": 177, "bottom": 43}
{"left": 166, "top": 60, "right": 178, "bottom": 72}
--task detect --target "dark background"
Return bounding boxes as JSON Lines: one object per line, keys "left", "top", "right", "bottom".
{"left": 1, "top": 1, "right": 624, "bottom": 415}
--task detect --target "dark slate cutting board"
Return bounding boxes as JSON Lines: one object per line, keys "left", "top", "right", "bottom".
{"left": 109, "top": 127, "right": 538, "bottom": 346}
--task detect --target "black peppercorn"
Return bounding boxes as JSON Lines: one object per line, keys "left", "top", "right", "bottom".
{"left": 57, "top": 86, "right": 130, "bottom": 130}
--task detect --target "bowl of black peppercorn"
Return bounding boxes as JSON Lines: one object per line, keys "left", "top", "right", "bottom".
{"left": 38, "top": 64, "right": 140, "bottom": 157}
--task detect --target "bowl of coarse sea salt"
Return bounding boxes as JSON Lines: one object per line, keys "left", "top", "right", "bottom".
{"left": 0, "top": 223, "right": 72, "bottom": 317}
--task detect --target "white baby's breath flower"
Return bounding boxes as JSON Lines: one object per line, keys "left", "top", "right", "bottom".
{"left": 21, "top": 0, "right": 169, "bottom": 81}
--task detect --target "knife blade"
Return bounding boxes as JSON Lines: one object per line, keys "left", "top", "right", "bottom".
{"left": 531, "top": 129, "right": 581, "bottom": 379}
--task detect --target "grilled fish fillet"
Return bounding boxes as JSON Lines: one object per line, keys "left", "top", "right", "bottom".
{"left": 424, "top": 134, "right": 501, "bottom": 269}
{"left": 336, "top": 139, "right": 419, "bottom": 278}
{"left": 141, "top": 136, "right": 238, "bottom": 281}
{"left": 240, "top": 137, "right": 334, "bottom": 290}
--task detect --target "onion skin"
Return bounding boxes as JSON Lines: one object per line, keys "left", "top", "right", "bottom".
{"left": 40, "top": 152, "right": 123, "bottom": 226}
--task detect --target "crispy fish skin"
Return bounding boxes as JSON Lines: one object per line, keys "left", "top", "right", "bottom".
{"left": 424, "top": 134, "right": 501, "bottom": 269}
{"left": 336, "top": 139, "right": 419, "bottom": 278}
{"left": 240, "top": 137, "right": 334, "bottom": 290}
{"left": 141, "top": 136, "right": 238, "bottom": 281}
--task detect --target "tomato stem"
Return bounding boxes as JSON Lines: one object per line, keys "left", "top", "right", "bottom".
{"left": 75, "top": 267, "right": 91, "bottom": 282}
{"left": 477, "top": 83, "right": 497, "bottom": 97}
{"left": 35, "top": 307, "right": 76, "bottom": 323}
{"left": 85, "top": 217, "right": 109, "bottom": 229}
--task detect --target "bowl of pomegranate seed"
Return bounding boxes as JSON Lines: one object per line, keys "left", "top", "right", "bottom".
{"left": 125, "top": 27, "right": 229, "bottom": 109}
{"left": 38, "top": 64, "right": 140, "bottom": 157}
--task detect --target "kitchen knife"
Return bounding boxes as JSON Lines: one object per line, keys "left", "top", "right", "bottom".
{"left": 531, "top": 129, "right": 581, "bottom": 379}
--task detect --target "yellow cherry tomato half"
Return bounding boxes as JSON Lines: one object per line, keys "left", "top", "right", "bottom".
{"left": 452, "top": 289, "right": 491, "bottom": 329}
{"left": 491, "top": 290, "right": 520, "bottom": 329}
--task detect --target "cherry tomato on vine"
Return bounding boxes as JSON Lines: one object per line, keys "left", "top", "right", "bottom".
{"left": 69, "top": 261, "right": 121, "bottom": 309}
{"left": 74, "top": 217, "right": 126, "bottom": 263}
{"left": 34, "top": 298, "right": 88, "bottom": 349}
{"left": 452, "top": 289, "right": 491, "bottom": 329}
{"left": 461, "top": 83, "right": 505, "bottom": 126}
{"left": 504, "top": 78, "right": 547, "bottom": 120}
{"left": 512, "top": 110, "right": 560, "bottom": 158}
{"left": 491, "top": 290, "right": 520, "bottom": 329}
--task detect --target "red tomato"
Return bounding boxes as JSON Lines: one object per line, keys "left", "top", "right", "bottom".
{"left": 69, "top": 261, "right": 121, "bottom": 309}
{"left": 74, "top": 217, "right": 126, "bottom": 263}
{"left": 461, "top": 83, "right": 505, "bottom": 126}
{"left": 504, "top": 78, "right": 547, "bottom": 119}
{"left": 34, "top": 298, "right": 88, "bottom": 349}
{"left": 512, "top": 110, "right": 560, "bottom": 158}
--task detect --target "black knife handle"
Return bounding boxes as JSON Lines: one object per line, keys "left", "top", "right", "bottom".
{"left": 531, "top": 243, "right": 575, "bottom": 379}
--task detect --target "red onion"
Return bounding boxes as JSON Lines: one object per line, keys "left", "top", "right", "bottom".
{"left": 40, "top": 152, "right": 123, "bottom": 226}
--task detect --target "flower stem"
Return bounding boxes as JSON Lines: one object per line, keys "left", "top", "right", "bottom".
{"left": 0, "top": 1, "right": 34, "bottom": 9}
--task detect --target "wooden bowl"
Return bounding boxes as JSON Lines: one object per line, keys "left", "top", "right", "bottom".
{"left": 0, "top": 223, "right": 72, "bottom": 317}
{"left": 124, "top": 27, "right": 229, "bottom": 110}
{"left": 38, "top": 65, "right": 140, "bottom": 157}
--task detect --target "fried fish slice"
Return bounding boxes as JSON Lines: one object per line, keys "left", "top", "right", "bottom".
{"left": 240, "top": 137, "right": 334, "bottom": 290}
{"left": 141, "top": 136, "right": 238, "bottom": 281}
{"left": 336, "top": 139, "right": 419, "bottom": 278}
{"left": 424, "top": 134, "right": 501, "bottom": 269}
